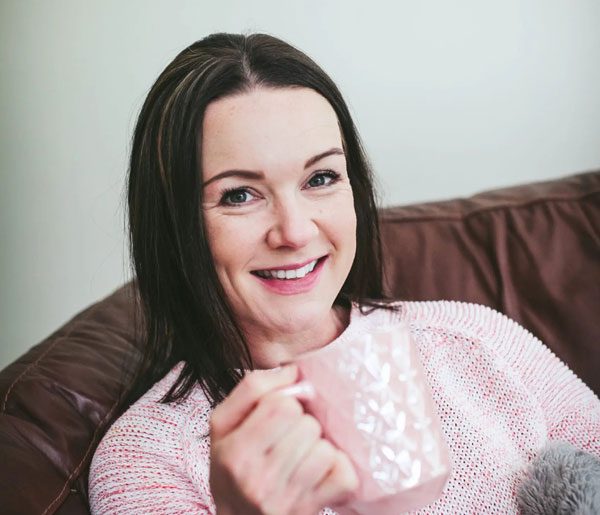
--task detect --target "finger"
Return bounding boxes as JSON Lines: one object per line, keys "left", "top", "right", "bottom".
{"left": 277, "top": 380, "right": 315, "bottom": 401}
{"left": 210, "top": 364, "right": 298, "bottom": 439}
{"left": 312, "top": 450, "right": 359, "bottom": 508}
{"left": 231, "top": 391, "right": 304, "bottom": 454}
{"left": 289, "top": 438, "right": 338, "bottom": 494}
{"left": 209, "top": 390, "right": 304, "bottom": 508}
{"left": 265, "top": 414, "right": 323, "bottom": 485}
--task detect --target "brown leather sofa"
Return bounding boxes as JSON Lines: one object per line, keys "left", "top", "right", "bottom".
{"left": 1, "top": 170, "right": 599, "bottom": 514}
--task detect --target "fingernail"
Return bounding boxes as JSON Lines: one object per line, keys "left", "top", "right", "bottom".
{"left": 278, "top": 380, "right": 315, "bottom": 400}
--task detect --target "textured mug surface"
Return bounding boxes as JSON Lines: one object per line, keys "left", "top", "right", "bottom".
{"left": 292, "top": 323, "right": 451, "bottom": 514}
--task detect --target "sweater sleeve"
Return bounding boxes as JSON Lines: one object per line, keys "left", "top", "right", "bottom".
{"left": 89, "top": 382, "right": 216, "bottom": 514}
{"left": 474, "top": 304, "right": 600, "bottom": 456}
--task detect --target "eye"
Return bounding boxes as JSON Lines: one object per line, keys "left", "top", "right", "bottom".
{"left": 306, "top": 170, "right": 340, "bottom": 188}
{"left": 220, "top": 188, "right": 256, "bottom": 206}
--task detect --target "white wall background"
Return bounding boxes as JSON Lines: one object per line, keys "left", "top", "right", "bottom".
{"left": 2, "top": 0, "right": 600, "bottom": 368}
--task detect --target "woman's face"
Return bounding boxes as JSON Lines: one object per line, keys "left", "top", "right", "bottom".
{"left": 201, "top": 87, "right": 357, "bottom": 340}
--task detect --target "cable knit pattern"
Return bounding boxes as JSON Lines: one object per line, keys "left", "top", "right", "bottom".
{"left": 89, "top": 301, "right": 600, "bottom": 514}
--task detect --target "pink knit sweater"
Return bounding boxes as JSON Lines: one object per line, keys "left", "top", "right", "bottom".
{"left": 89, "top": 301, "right": 600, "bottom": 514}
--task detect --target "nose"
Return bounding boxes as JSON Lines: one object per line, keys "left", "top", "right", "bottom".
{"left": 266, "top": 198, "right": 319, "bottom": 249}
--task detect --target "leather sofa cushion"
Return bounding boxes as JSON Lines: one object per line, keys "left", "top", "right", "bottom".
{"left": 0, "top": 285, "right": 140, "bottom": 513}
{"left": 380, "top": 170, "right": 599, "bottom": 395}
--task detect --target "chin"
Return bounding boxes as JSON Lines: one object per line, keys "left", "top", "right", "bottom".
{"left": 257, "top": 297, "right": 336, "bottom": 335}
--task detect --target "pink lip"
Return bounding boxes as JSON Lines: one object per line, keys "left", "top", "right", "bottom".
{"left": 253, "top": 256, "right": 328, "bottom": 295}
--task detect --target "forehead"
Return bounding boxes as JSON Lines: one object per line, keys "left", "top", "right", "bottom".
{"left": 201, "top": 87, "right": 342, "bottom": 177}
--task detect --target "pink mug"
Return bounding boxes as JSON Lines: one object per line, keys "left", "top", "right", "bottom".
{"left": 289, "top": 323, "right": 450, "bottom": 514}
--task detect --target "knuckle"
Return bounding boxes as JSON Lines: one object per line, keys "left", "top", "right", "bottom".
{"left": 315, "top": 438, "right": 336, "bottom": 461}
{"left": 342, "top": 472, "right": 359, "bottom": 494}
{"left": 300, "top": 414, "right": 322, "bottom": 438}
{"left": 338, "top": 456, "right": 359, "bottom": 493}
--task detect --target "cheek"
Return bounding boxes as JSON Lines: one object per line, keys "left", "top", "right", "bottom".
{"left": 204, "top": 213, "right": 262, "bottom": 275}
{"left": 324, "top": 193, "right": 357, "bottom": 254}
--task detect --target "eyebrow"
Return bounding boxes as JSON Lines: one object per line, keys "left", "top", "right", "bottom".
{"left": 202, "top": 147, "right": 345, "bottom": 187}
{"left": 304, "top": 147, "right": 345, "bottom": 169}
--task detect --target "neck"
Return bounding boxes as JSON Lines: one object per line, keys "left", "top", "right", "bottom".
{"left": 244, "top": 304, "right": 350, "bottom": 369}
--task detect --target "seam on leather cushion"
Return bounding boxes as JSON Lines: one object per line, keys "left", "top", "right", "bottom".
{"left": 42, "top": 393, "right": 123, "bottom": 514}
{"left": 1, "top": 302, "right": 99, "bottom": 411}
{"left": 380, "top": 188, "right": 600, "bottom": 224}
{"left": 2, "top": 296, "right": 131, "bottom": 513}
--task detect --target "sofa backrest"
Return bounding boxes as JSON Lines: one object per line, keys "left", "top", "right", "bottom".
{"left": 379, "top": 170, "right": 599, "bottom": 395}
{"left": 0, "top": 285, "right": 140, "bottom": 514}
{"left": 1, "top": 170, "right": 598, "bottom": 514}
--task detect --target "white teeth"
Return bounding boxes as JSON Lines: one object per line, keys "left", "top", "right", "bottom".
{"left": 255, "top": 259, "right": 319, "bottom": 280}
{"left": 297, "top": 264, "right": 309, "bottom": 277}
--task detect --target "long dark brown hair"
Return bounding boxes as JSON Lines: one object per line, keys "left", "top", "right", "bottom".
{"left": 126, "top": 33, "right": 390, "bottom": 408}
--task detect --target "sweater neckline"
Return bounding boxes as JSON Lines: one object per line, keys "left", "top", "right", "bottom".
{"left": 252, "top": 301, "right": 402, "bottom": 371}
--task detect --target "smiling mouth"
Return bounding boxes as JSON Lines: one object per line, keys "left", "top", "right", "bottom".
{"left": 251, "top": 257, "right": 325, "bottom": 280}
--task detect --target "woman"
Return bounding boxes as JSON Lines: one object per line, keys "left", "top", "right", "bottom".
{"left": 89, "top": 33, "right": 600, "bottom": 514}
